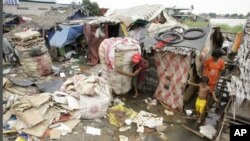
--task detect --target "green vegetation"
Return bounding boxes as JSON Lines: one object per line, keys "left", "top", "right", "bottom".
{"left": 215, "top": 24, "right": 243, "bottom": 33}
{"left": 183, "top": 20, "right": 244, "bottom": 33}
{"left": 183, "top": 20, "right": 209, "bottom": 27}
{"left": 82, "top": 0, "right": 100, "bottom": 16}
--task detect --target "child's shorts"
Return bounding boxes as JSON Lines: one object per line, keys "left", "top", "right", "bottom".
{"left": 195, "top": 97, "right": 207, "bottom": 114}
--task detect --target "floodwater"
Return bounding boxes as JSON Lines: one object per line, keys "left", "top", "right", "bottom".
{"left": 210, "top": 18, "right": 246, "bottom": 26}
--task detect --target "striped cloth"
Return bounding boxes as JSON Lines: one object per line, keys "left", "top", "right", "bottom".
{"left": 3, "top": 0, "right": 19, "bottom": 5}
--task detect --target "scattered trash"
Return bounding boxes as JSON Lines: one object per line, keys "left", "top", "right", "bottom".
{"left": 52, "top": 123, "right": 72, "bottom": 135}
{"left": 113, "top": 97, "right": 125, "bottom": 105}
{"left": 64, "top": 50, "right": 76, "bottom": 60}
{"left": 144, "top": 98, "right": 157, "bottom": 106}
{"left": 119, "top": 126, "right": 131, "bottom": 132}
{"left": 164, "top": 109, "right": 174, "bottom": 116}
{"left": 199, "top": 124, "right": 216, "bottom": 140}
{"left": 3, "top": 68, "right": 11, "bottom": 75}
{"left": 124, "top": 119, "right": 132, "bottom": 126}
{"left": 50, "top": 129, "right": 61, "bottom": 139}
{"left": 185, "top": 110, "right": 193, "bottom": 116}
{"left": 119, "top": 135, "right": 128, "bottom": 141}
{"left": 15, "top": 136, "right": 27, "bottom": 141}
{"left": 136, "top": 125, "right": 144, "bottom": 133}
{"left": 85, "top": 126, "right": 101, "bottom": 136}
{"left": 108, "top": 104, "right": 137, "bottom": 127}
{"left": 60, "top": 72, "right": 66, "bottom": 77}
{"left": 133, "top": 111, "right": 163, "bottom": 128}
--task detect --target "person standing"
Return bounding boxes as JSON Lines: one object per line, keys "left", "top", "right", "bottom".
{"left": 211, "top": 27, "right": 224, "bottom": 49}
{"left": 116, "top": 53, "right": 149, "bottom": 98}
{"left": 203, "top": 49, "right": 225, "bottom": 109}
{"left": 188, "top": 77, "right": 219, "bottom": 123}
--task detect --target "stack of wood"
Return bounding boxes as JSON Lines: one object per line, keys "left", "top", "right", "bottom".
{"left": 13, "top": 31, "right": 52, "bottom": 77}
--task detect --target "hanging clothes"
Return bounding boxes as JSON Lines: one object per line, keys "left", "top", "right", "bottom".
{"left": 84, "top": 23, "right": 108, "bottom": 65}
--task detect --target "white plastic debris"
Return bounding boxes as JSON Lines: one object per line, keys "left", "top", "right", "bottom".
{"left": 119, "top": 135, "right": 128, "bottom": 141}
{"left": 113, "top": 97, "right": 125, "bottom": 105}
{"left": 136, "top": 125, "right": 144, "bottom": 133}
{"left": 52, "top": 123, "right": 72, "bottom": 135}
{"left": 119, "top": 126, "right": 131, "bottom": 132}
{"left": 164, "top": 109, "right": 174, "bottom": 116}
{"left": 85, "top": 126, "right": 101, "bottom": 136}
{"left": 133, "top": 111, "right": 163, "bottom": 128}
{"left": 60, "top": 72, "right": 66, "bottom": 77}
{"left": 199, "top": 124, "right": 216, "bottom": 140}
{"left": 125, "top": 119, "right": 132, "bottom": 126}
{"left": 185, "top": 110, "right": 193, "bottom": 116}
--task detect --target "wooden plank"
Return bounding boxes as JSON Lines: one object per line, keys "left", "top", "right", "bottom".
{"left": 14, "top": 31, "right": 40, "bottom": 41}
{"left": 225, "top": 115, "right": 250, "bottom": 124}
{"left": 182, "top": 124, "right": 204, "bottom": 138}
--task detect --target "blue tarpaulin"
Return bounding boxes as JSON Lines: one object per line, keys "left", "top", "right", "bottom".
{"left": 49, "top": 24, "right": 83, "bottom": 48}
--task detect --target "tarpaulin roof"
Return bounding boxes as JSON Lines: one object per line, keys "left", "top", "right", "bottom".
{"left": 49, "top": 24, "right": 83, "bottom": 48}
{"left": 104, "top": 5, "right": 177, "bottom": 27}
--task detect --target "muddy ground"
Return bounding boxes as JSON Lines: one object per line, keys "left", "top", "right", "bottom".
{"left": 3, "top": 60, "right": 214, "bottom": 141}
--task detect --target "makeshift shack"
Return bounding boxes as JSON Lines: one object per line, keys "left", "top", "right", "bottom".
{"left": 95, "top": 5, "right": 187, "bottom": 95}
{"left": 153, "top": 27, "right": 212, "bottom": 110}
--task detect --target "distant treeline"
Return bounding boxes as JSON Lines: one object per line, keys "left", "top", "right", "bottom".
{"left": 199, "top": 12, "right": 250, "bottom": 19}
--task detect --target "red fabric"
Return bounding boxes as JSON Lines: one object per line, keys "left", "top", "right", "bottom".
{"left": 155, "top": 37, "right": 175, "bottom": 49}
{"left": 84, "top": 24, "right": 108, "bottom": 65}
{"left": 132, "top": 53, "right": 141, "bottom": 64}
{"left": 35, "top": 55, "right": 52, "bottom": 76}
{"left": 203, "top": 57, "right": 225, "bottom": 91}
{"left": 154, "top": 52, "right": 191, "bottom": 110}
{"left": 134, "top": 59, "right": 147, "bottom": 86}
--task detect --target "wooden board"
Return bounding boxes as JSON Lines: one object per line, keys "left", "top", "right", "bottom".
{"left": 14, "top": 31, "right": 40, "bottom": 41}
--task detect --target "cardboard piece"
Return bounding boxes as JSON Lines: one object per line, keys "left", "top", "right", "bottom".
{"left": 66, "top": 95, "right": 79, "bottom": 110}
{"left": 62, "top": 119, "right": 81, "bottom": 129}
{"left": 14, "top": 31, "right": 40, "bottom": 40}
{"left": 44, "top": 108, "right": 61, "bottom": 124}
{"left": 50, "top": 129, "right": 61, "bottom": 139}
{"left": 27, "top": 93, "right": 51, "bottom": 108}
{"left": 38, "top": 102, "right": 54, "bottom": 116}
{"left": 22, "top": 121, "right": 49, "bottom": 137}
{"left": 14, "top": 108, "right": 44, "bottom": 128}
{"left": 3, "top": 110, "right": 13, "bottom": 124}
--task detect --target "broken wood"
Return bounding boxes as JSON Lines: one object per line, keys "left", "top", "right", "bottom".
{"left": 181, "top": 124, "right": 204, "bottom": 138}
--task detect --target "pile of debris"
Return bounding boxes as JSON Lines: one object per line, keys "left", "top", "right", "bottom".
{"left": 13, "top": 31, "right": 53, "bottom": 77}
{"left": 3, "top": 73, "right": 112, "bottom": 140}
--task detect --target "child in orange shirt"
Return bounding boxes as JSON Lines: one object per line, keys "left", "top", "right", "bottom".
{"left": 203, "top": 49, "right": 225, "bottom": 92}
{"left": 203, "top": 49, "right": 225, "bottom": 109}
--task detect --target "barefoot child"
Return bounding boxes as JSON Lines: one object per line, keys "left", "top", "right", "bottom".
{"left": 188, "top": 76, "right": 219, "bottom": 123}
{"left": 116, "top": 53, "right": 148, "bottom": 98}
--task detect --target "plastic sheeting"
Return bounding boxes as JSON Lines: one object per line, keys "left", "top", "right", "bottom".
{"left": 49, "top": 24, "right": 83, "bottom": 48}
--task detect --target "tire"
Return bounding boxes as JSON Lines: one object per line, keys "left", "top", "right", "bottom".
{"left": 159, "top": 32, "right": 184, "bottom": 44}
{"left": 183, "top": 28, "right": 205, "bottom": 40}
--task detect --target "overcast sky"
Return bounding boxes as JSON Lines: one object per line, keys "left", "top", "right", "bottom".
{"left": 58, "top": 0, "right": 250, "bottom": 15}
